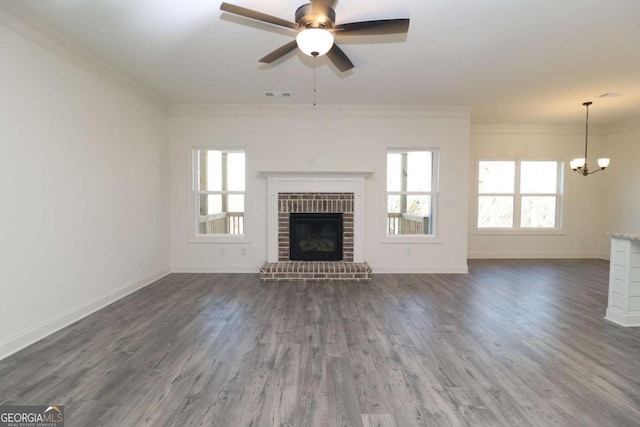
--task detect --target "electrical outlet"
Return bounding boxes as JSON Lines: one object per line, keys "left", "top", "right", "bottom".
{"left": 241, "top": 247, "right": 247, "bottom": 255}
{"left": 138, "top": 256, "right": 143, "bottom": 267}
{"left": 406, "top": 248, "right": 412, "bottom": 256}
{"left": 219, "top": 247, "right": 225, "bottom": 256}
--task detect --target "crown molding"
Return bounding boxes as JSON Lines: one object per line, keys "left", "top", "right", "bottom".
{"left": 602, "top": 117, "right": 640, "bottom": 134}
{"left": 169, "top": 103, "right": 471, "bottom": 119}
{"left": 470, "top": 124, "right": 610, "bottom": 136}
{"left": 0, "top": 2, "right": 168, "bottom": 112}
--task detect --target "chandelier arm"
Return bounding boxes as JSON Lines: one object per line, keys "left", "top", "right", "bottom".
{"left": 574, "top": 166, "right": 604, "bottom": 176}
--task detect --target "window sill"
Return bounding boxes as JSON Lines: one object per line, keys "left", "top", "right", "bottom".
{"left": 188, "top": 235, "right": 250, "bottom": 244}
{"left": 474, "top": 229, "right": 565, "bottom": 236}
{"left": 382, "top": 235, "right": 443, "bottom": 244}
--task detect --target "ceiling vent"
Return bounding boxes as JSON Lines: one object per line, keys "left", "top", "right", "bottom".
{"left": 265, "top": 91, "right": 291, "bottom": 97}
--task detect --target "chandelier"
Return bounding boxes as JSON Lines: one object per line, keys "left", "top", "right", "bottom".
{"left": 570, "top": 101, "right": 610, "bottom": 175}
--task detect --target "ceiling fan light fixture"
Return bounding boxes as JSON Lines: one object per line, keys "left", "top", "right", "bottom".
{"left": 296, "top": 28, "right": 334, "bottom": 57}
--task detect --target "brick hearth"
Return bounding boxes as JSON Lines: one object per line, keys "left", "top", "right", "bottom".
{"left": 259, "top": 261, "right": 372, "bottom": 281}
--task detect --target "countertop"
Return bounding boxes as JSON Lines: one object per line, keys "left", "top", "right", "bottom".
{"left": 608, "top": 232, "right": 640, "bottom": 241}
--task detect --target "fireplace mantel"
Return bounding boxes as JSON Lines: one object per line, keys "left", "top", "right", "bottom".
{"left": 261, "top": 171, "right": 372, "bottom": 263}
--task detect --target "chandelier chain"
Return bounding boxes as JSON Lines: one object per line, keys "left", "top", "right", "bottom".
{"left": 584, "top": 102, "right": 589, "bottom": 161}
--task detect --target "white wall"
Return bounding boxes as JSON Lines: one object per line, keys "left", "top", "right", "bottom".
{"left": 469, "top": 126, "right": 607, "bottom": 258}
{"left": 169, "top": 106, "right": 470, "bottom": 274}
{"left": 0, "top": 23, "right": 170, "bottom": 358}
{"left": 600, "top": 120, "right": 640, "bottom": 256}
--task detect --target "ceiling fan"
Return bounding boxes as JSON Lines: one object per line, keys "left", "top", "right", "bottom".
{"left": 220, "top": 0, "right": 410, "bottom": 72}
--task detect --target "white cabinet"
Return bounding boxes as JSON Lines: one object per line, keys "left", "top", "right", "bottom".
{"left": 606, "top": 233, "right": 640, "bottom": 327}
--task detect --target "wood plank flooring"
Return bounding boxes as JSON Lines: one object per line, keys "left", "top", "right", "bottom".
{"left": 1, "top": 259, "right": 640, "bottom": 426}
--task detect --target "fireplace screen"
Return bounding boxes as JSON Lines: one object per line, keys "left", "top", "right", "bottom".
{"left": 289, "top": 213, "right": 343, "bottom": 261}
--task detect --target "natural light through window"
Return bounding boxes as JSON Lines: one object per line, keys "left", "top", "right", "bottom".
{"left": 193, "top": 149, "right": 245, "bottom": 236}
{"left": 477, "top": 160, "right": 562, "bottom": 230}
{"left": 386, "top": 149, "right": 437, "bottom": 236}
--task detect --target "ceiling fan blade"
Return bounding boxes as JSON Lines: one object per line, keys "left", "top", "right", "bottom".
{"left": 335, "top": 19, "right": 409, "bottom": 36}
{"left": 259, "top": 40, "right": 299, "bottom": 63}
{"left": 326, "top": 44, "right": 354, "bottom": 72}
{"left": 220, "top": 2, "right": 297, "bottom": 29}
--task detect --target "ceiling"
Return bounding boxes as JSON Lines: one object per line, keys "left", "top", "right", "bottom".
{"left": 2, "top": 0, "right": 640, "bottom": 125}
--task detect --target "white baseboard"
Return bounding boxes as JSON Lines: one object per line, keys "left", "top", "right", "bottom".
{"left": 173, "top": 264, "right": 470, "bottom": 274}
{"left": 171, "top": 265, "right": 260, "bottom": 273}
{"left": 605, "top": 309, "right": 640, "bottom": 328}
{"left": 370, "top": 264, "right": 469, "bottom": 274}
{"left": 467, "top": 252, "right": 602, "bottom": 259}
{"left": 0, "top": 268, "right": 171, "bottom": 361}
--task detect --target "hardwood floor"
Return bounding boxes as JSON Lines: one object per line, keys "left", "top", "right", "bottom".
{"left": 1, "top": 259, "right": 639, "bottom": 426}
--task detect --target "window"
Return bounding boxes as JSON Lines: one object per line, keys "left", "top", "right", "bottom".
{"left": 193, "top": 149, "right": 245, "bottom": 237}
{"left": 386, "top": 149, "right": 438, "bottom": 236}
{"left": 477, "top": 160, "right": 563, "bottom": 230}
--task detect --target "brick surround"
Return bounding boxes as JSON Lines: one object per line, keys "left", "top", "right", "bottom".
{"left": 278, "top": 192, "right": 354, "bottom": 262}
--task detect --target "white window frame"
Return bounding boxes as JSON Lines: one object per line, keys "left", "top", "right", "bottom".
{"left": 188, "top": 147, "right": 249, "bottom": 243}
{"left": 475, "top": 158, "right": 564, "bottom": 234}
{"left": 382, "top": 148, "right": 440, "bottom": 244}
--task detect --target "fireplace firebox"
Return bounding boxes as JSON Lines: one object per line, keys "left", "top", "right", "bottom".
{"left": 289, "top": 213, "right": 343, "bottom": 261}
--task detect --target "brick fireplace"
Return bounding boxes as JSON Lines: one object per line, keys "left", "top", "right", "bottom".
{"left": 259, "top": 172, "right": 372, "bottom": 281}
{"left": 278, "top": 193, "right": 353, "bottom": 262}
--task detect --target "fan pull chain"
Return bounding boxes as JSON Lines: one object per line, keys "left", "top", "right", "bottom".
{"left": 313, "top": 67, "right": 317, "bottom": 108}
